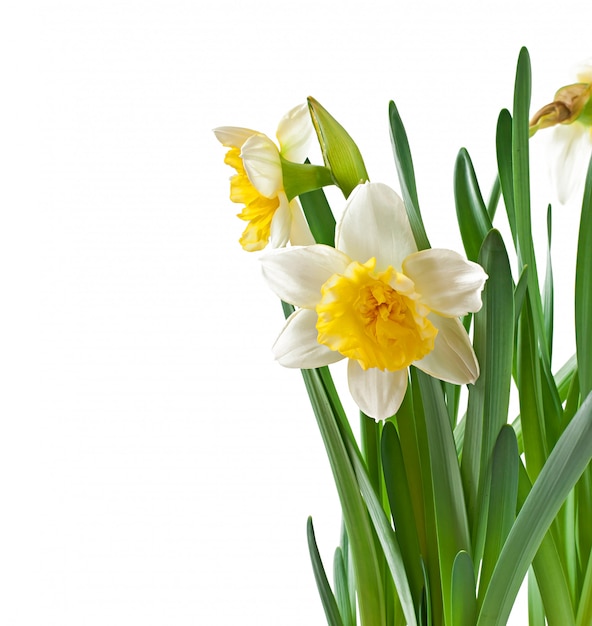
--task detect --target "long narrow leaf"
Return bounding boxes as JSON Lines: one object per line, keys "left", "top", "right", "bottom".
{"left": 417, "top": 370, "right": 472, "bottom": 626}
{"left": 477, "top": 392, "right": 592, "bottom": 626}
{"left": 299, "top": 183, "right": 337, "bottom": 247}
{"left": 576, "top": 544, "right": 592, "bottom": 626}
{"left": 495, "top": 108, "right": 516, "bottom": 245}
{"left": 315, "top": 367, "right": 418, "bottom": 626}
{"left": 517, "top": 462, "right": 575, "bottom": 626}
{"left": 307, "top": 517, "right": 345, "bottom": 626}
{"left": 478, "top": 426, "right": 519, "bottom": 604}
{"left": 461, "top": 229, "right": 514, "bottom": 562}
{"left": 451, "top": 551, "right": 477, "bottom": 626}
{"left": 517, "top": 296, "right": 548, "bottom": 480}
{"left": 454, "top": 148, "right": 493, "bottom": 262}
{"left": 575, "top": 152, "right": 592, "bottom": 398}
{"left": 334, "top": 547, "right": 355, "bottom": 626}
{"left": 388, "top": 100, "right": 430, "bottom": 251}
{"left": 512, "top": 46, "right": 549, "bottom": 363}
{"left": 382, "top": 422, "right": 424, "bottom": 608}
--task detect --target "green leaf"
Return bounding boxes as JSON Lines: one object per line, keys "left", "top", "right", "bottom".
{"left": 301, "top": 367, "right": 386, "bottom": 626}
{"left": 517, "top": 462, "right": 575, "bottom": 626}
{"left": 514, "top": 266, "right": 528, "bottom": 326}
{"left": 575, "top": 152, "right": 592, "bottom": 398}
{"left": 528, "top": 570, "right": 545, "bottom": 626}
{"left": 512, "top": 46, "right": 549, "bottom": 363}
{"left": 381, "top": 422, "right": 424, "bottom": 608}
{"left": 416, "top": 370, "right": 471, "bottom": 626}
{"left": 495, "top": 108, "right": 516, "bottom": 245}
{"left": 477, "top": 392, "right": 592, "bottom": 626}
{"left": 486, "top": 176, "right": 502, "bottom": 221}
{"left": 576, "top": 534, "right": 592, "bottom": 626}
{"left": 517, "top": 295, "right": 548, "bottom": 480}
{"left": 299, "top": 179, "right": 336, "bottom": 246}
{"left": 454, "top": 148, "right": 493, "bottom": 262}
{"left": 451, "top": 551, "right": 477, "bottom": 626}
{"left": 543, "top": 204, "right": 554, "bottom": 361}
{"left": 461, "top": 229, "right": 514, "bottom": 562}
{"left": 388, "top": 100, "right": 430, "bottom": 251}
{"left": 345, "top": 432, "right": 419, "bottom": 626}
{"left": 406, "top": 373, "right": 444, "bottom": 626}
{"left": 361, "top": 412, "right": 382, "bottom": 500}
{"left": 334, "top": 547, "right": 355, "bottom": 626}
{"left": 339, "top": 523, "right": 357, "bottom": 626}
{"left": 478, "top": 426, "right": 519, "bottom": 604}
{"left": 313, "top": 366, "right": 418, "bottom": 626}
{"left": 307, "top": 517, "right": 345, "bottom": 626}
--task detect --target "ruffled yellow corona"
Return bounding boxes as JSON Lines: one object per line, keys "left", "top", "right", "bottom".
{"left": 316, "top": 258, "right": 437, "bottom": 371}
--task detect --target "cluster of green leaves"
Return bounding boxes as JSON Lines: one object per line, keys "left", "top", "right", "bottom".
{"left": 285, "top": 47, "right": 592, "bottom": 626}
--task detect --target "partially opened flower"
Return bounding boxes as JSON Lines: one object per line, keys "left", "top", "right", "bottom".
{"left": 530, "top": 60, "right": 592, "bottom": 204}
{"left": 214, "top": 104, "right": 316, "bottom": 251}
{"left": 261, "top": 182, "right": 488, "bottom": 420}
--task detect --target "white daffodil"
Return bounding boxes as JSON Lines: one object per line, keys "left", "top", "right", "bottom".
{"left": 530, "top": 60, "right": 592, "bottom": 205}
{"left": 214, "top": 104, "right": 315, "bottom": 252}
{"left": 260, "top": 182, "right": 488, "bottom": 421}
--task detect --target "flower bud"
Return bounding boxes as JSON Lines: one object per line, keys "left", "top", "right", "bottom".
{"left": 307, "top": 97, "right": 369, "bottom": 197}
{"left": 530, "top": 82, "right": 592, "bottom": 136}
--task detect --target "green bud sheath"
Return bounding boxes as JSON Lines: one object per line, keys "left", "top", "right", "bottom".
{"left": 307, "top": 97, "right": 369, "bottom": 198}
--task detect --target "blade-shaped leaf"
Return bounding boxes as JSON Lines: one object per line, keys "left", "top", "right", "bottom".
{"left": 307, "top": 517, "right": 345, "bottom": 626}
{"left": 495, "top": 108, "right": 516, "bottom": 245}
{"left": 461, "top": 229, "right": 514, "bottom": 561}
{"left": 477, "top": 392, "right": 592, "bottom": 626}
{"left": 299, "top": 182, "right": 336, "bottom": 246}
{"left": 382, "top": 422, "right": 424, "bottom": 608}
{"left": 575, "top": 152, "right": 592, "bottom": 398}
{"left": 416, "top": 370, "right": 471, "bottom": 626}
{"left": 454, "top": 147, "right": 493, "bottom": 262}
{"left": 301, "top": 367, "right": 386, "bottom": 626}
{"left": 451, "top": 551, "right": 477, "bottom": 626}
{"left": 334, "top": 547, "right": 355, "bottom": 626}
{"left": 315, "top": 367, "right": 419, "bottom": 626}
{"left": 388, "top": 100, "right": 430, "bottom": 251}
{"left": 478, "top": 426, "right": 519, "bottom": 603}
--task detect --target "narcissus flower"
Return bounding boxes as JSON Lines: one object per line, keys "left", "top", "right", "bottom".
{"left": 261, "top": 182, "right": 488, "bottom": 420}
{"left": 214, "top": 104, "right": 316, "bottom": 251}
{"left": 530, "top": 60, "right": 592, "bottom": 204}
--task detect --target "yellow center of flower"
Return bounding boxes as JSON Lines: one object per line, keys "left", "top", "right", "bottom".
{"left": 224, "top": 147, "right": 279, "bottom": 252}
{"left": 315, "top": 258, "right": 437, "bottom": 371}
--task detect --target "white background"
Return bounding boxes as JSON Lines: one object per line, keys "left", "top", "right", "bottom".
{"left": 1, "top": 1, "right": 590, "bottom": 624}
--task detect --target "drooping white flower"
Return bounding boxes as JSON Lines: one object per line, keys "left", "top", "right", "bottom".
{"left": 530, "top": 60, "right": 592, "bottom": 205}
{"left": 214, "top": 104, "right": 315, "bottom": 251}
{"left": 260, "top": 182, "right": 488, "bottom": 421}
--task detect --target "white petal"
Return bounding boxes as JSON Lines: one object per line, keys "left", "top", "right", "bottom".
{"left": 276, "top": 103, "right": 313, "bottom": 163}
{"left": 414, "top": 315, "right": 479, "bottom": 384}
{"left": 288, "top": 198, "right": 316, "bottom": 246}
{"left": 273, "top": 308, "right": 344, "bottom": 368}
{"left": 336, "top": 182, "right": 417, "bottom": 270}
{"left": 575, "top": 59, "right": 592, "bottom": 83}
{"left": 261, "top": 244, "right": 351, "bottom": 307}
{"left": 213, "top": 126, "right": 259, "bottom": 148}
{"left": 402, "top": 248, "right": 488, "bottom": 316}
{"left": 550, "top": 123, "right": 592, "bottom": 205}
{"left": 269, "top": 193, "right": 291, "bottom": 249}
{"left": 240, "top": 134, "right": 283, "bottom": 198}
{"left": 347, "top": 361, "right": 408, "bottom": 420}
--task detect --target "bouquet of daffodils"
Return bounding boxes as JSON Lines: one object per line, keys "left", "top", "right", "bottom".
{"left": 214, "top": 48, "right": 592, "bottom": 626}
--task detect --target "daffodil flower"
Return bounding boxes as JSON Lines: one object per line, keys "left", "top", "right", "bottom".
{"left": 214, "top": 104, "right": 316, "bottom": 252}
{"left": 260, "top": 182, "right": 488, "bottom": 420}
{"left": 530, "top": 60, "right": 592, "bottom": 205}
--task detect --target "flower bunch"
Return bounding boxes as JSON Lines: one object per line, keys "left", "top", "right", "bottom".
{"left": 215, "top": 48, "right": 592, "bottom": 626}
